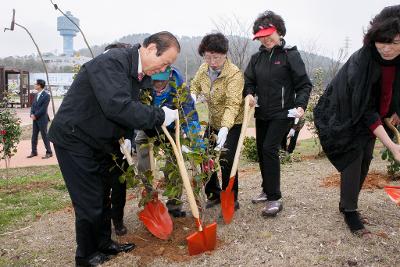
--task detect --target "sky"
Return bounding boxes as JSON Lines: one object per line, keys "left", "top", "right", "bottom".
{"left": 0, "top": 0, "right": 399, "bottom": 58}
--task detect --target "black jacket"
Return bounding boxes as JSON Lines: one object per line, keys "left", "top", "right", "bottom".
{"left": 30, "top": 90, "right": 50, "bottom": 122}
{"left": 244, "top": 40, "right": 312, "bottom": 120}
{"left": 48, "top": 44, "right": 165, "bottom": 153}
{"left": 314, "top": 45, "right": 400, "bottom": 171}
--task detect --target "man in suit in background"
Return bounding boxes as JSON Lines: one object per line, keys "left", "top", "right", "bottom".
{"left": 27, "top": 79, "right": 52, "bottom": 159}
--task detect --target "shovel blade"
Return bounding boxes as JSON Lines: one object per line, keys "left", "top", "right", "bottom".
{"left": 220, "top": 178, "right": 235, "bottom": 224}
{"left": 138, "top": 199, "right": 173, "bottom": 240}
{"left": 384, "top": 186, "right": 400, "bottom": 205}
{"left": 186, "top": 222, "right": 217, "bottom": 255}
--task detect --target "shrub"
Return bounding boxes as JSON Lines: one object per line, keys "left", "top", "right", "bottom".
{"left": 243, "top": 136, "right": 258, "bottom": 162}
{"left": 0, "top": 93, "right": 22, "bottom": 168}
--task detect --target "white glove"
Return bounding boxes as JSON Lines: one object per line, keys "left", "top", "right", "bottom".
{"left": 120, "top": 139, "right": 132, "bottom": 159}
{"left": 215, "top": 127, "right": 228, "bottom": 151}
{"left": 162, "top": 106, "right": 179, "bottom": 126}
{"left": 181, "top": 145, "right": 192, "bottom": 154}
{"left": 287, "top": 108, "right": 301, "bottom": 118}
{"left": 191, "top": 93, "right": 197, "bottom": 103}
{"left": 288, "top": 128, "right": 296, "bottom": 138}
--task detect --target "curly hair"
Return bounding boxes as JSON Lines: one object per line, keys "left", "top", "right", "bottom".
{"left": 198, "top": 33, "right": 229, "bottom": 56}
{"left": 364, "top": 5, "right": 400, "bottom": 45}
{"left": 253, "top": 10, "right": 286, "bottom": 37}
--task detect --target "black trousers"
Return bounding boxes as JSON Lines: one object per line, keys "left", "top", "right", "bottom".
{"left": 205, "top": 124, "right": 241, "bottom": 201}
{"left": 256, "top": 118, "right": 292, "bottom": 201}
{"left": 110, "top": 157, "right": 126, "bottom": 224}
{"left": 54, "top": 144, "right": 115, "bottom": 259}
{"left": 340, "top": 138, "right": 375, "bottom": 211}
{"left": 31, "top": 119, "right": 52, "bottom": 154}
{"left": 281, "top": 128, "right": 301, "bottom": 154}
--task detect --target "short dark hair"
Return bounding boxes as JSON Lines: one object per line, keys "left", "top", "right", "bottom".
{"left": 198, "top": 33, "right": 229, "bottom": 56}
{"left": 252, "top": 10, "right": 286, "bottom": 37}
{"left": 104, "top": 42, "right": 133, "bottom": 51}
{"left": 142, "top": 31, "right": 180, "bottom": 56}
{"left": 36, "top": 79, "right": 45, "bottom": 89}
{"left": 364, "top": 5, "right": 400, "bottom": 45}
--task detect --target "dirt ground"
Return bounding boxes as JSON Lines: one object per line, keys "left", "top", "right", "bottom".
{"left": 1, "top": 156, "right": 400, "bottom": 266}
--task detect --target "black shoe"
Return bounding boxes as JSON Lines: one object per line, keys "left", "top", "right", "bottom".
{"left": 344, "top": 211, "right": 365, "bottom": 232}
{"left": 234, "top": 201, "right": 240, "bottom": 211}
{"left": 100, "top": 241, "right": 135, "bottom": 256}
{"left": 42, "top": 153, "right": 53, "bottom": 159}
{"left": 205, "top": 198, "right": 221, "bottom": 209}
{"left": 114, "top": 223, "right": 127, "bottom": 236}
{"left": 27, "top": 153, "right": 38, "bottom": 158}
{"left": 75, "top": 252, "right": 111, "bottom": 267}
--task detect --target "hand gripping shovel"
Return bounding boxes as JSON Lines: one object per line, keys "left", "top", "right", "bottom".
{"left": 161, "top": 118, "right": 217, "bottom": 256}
{"left": 220, "top": 95, "right": 255, "bottom": 224}
{"left": 119, "top": 138, "right": 173, "bottom": 240}
{"left": 383, "top": 118, "right": 400, "bottom": 206}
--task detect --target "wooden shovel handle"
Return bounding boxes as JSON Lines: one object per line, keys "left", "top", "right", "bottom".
{"left": 161, "top": 121, "right": 203, "bottom": 231}
{"left": 384, "top": 118, "right": 400, "bottom": 144}
{"left": 149, "top": 143, "right": 156, "bottom": 178}
{"left": 229, "top": 95, "right": 255, "bottom": 178}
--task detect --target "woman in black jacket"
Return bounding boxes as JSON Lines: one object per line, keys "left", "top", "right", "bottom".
{"left": 314, "top": 5, "right": 400, "bottom": 237}
{"left": 244, "top": 11, "right": 312, "bottom": 217}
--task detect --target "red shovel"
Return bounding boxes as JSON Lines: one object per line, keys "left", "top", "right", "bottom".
{"left": 162, "top": 118, "right": 217, "bottom": 256}
{"left": 384, "top": 186, "right": 400, "bottom": 205}
{"left": 119, "top": 138, "right": 173, "bottom": 240}
{"left": 220, "top": 95, "right": 255, "bottom": 224}
{"left": 383, "top": 118, "right": 400, "bottom": 206}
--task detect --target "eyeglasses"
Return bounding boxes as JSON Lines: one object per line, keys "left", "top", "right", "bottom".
{"left": 203, "top": 54, "right": 226, "bottom": 63}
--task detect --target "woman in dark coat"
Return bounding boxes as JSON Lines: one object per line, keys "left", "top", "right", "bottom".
{"left": 244, "top": 11, "right": 312, "bottom": 217}
{"left": 314, "top": 5, "right": 400, "bottom": 236}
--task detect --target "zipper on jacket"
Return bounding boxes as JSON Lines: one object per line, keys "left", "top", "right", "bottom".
{"left": 266, "top": 48, "right": 274, "bottom": 110}
{"left": 281, "top": 86, "right": 285, "bottom": 109}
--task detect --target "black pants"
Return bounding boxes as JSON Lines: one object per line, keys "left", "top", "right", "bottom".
{"left": 54, "top": 144, "right": 114, "bottom": 260}
{"left": 110, "top": 156, "right": 126, "bottom": 224}
{"left": 340, "top": 138, "right": 375, "bottom": 211}
{"left": 205, "top": 124, "right": 241, "bottom": 201}
{"left": 281, "top": 128, "right": 301, "bottom": 154}
{"left": 31, "top": 119, "right": 52, "bottom": 154}
{"left": 256, "top": 118, "right": 292, "bottom": 201}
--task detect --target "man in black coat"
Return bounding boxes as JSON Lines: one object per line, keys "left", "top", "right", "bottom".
{"left": 27, "top": 79, "right": 52, "bottom": 159}
{"left": 48, "top": 31, "right": 180, "bottom": 267}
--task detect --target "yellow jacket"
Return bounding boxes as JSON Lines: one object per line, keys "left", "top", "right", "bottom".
{"left": 190, "top": 59, "right": 244, "bottom": 130}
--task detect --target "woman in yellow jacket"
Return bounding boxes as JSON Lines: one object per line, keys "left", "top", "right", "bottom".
{"left": 190, "top": 33, "right": 245, "bottom": 209}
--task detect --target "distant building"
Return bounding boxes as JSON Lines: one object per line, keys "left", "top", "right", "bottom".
{"left": 42, "top": 54, "right": 91, "bottom": 68}
{"left": 30, "top": 73, "right": 74, "bottom": 96}
{"left": 57, "top": 11, "right": 79, "bottom": 56}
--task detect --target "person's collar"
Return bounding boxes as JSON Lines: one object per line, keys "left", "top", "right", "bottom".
{"left": 130, "top": 43, "right": 142, "bottom": 78}
{"left": 154, "top": 85, "right": 170, "bottom": 96}
{"left": 138, "top": 49, "right": 143, "bottom": 74}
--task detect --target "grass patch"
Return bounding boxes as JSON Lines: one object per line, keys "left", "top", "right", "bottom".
{"left": 0, "top": 165, "right": 70, "bottom": 234}
{"left": 195, "top": 102, "right": 256, "bottom": 128}
{"left": 294, "top": 138, "right": 321, "bottom": 158}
